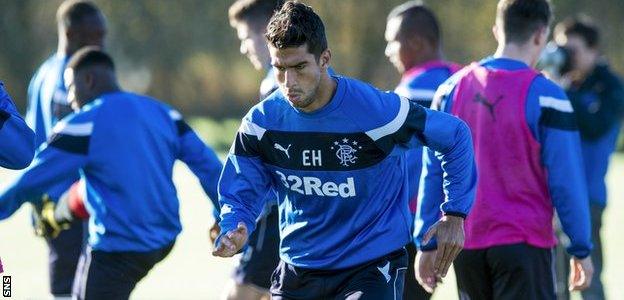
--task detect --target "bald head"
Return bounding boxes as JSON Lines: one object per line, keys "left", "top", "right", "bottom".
{"left": 57, "top": 0, "right": 107, "bottom": 55}
{"left": 387, "top": 1, "right": 440, "bottom": 48}
{"left": 385, "top": 1, "right": 442, "bottom": 73}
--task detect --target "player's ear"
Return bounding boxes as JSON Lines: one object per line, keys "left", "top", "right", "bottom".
{"left": 85, "top": 71, "right": 95, "bottom": 89}
{"left": 533, "top": 26, "right": 548, "bottom": 46}
{"left": 492, "top": 25, "right": 499, "bottom": 42}
{"left": 407, "top": 35, "right": 424, "bottom": 53}
{"left": 319, "top": 49, "right": 331, "bottom": 69}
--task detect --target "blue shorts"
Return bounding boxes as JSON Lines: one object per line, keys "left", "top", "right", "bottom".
{"left": 270, "top": 248, "right": 408, "bottom": 299}
{"left": 233, "top": 204, "right": 281, "bottom": 290}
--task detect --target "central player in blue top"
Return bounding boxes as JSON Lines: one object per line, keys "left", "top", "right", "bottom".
{"left": 213, "top": 2, "right": 477, "bottom": 299}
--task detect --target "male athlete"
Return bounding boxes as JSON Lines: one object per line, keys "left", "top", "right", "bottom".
{"left": 417, "top": 0, "right": 593, "bottom": 298}
{"left": 384, "top": 2, "right": 461, "bottom": 298}
{"left": 0, "top": 47, "right": 223, "bottom": 299}
{"left": 25, "top": 1, "right": 106, "bottom": 297}
{"left": 213, "top": 2, "right": 477, "bottom": 299}
{"left": 223, "top": 0, "right": 282, "bottom": 299}
{"left": 0, "top": 82, "right": 35, "bottom": 169}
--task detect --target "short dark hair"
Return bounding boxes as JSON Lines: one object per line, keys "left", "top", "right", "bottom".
{"left": 66, "top": 46, "right": 115, "bottom": 72}
{"left": 388, "top": 1, "right": 440, "bottom": 47}
{"left": 229, "top": 0, "right": 283, "bottom": 28}
{"left": 496, "top": 0, "right": 552, "bottom": 44}
{"left": 555, "top": 15, "right": 600, "bottom": 48}
{"left": 265, "top": 1, "right": 327, "bottom": 59}
{"left": 57, "top": 0, "right": 102, "bottom": 29}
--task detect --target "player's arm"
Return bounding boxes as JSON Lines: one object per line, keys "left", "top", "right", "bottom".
{"left": 0, "top": 117, "right": 90, "bottom": 220}
{"left": 413, "top": 84, "right": 458, "bottom": 252}
{"left": 531, "top": 78, "right": 593, "bottom": 290}
{"left": 213, "top": 117, "right": 272, "bottom": 257}
{"left": 171, "top": 110, "right": 223, "bottom": 220}
{"left": 392, "top": 82, "right": 476, "bottom": 277}
{"left": 0, "top": 83, "right": 36, "bottom": 169}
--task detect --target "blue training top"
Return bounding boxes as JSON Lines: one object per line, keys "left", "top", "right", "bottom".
{"left": 417, "top": 57, "right": 592, "bottom": 258}
{"left": 0, "top": 91, "right": 223, "bottom": 252}
{"left": 0, "top": 82, "right": 35, "bottom": 169}
{"left": 26, "top": 54, "right": 72, "bottom": 147}
{"left": 218, "top": 74, "right": 476, "bottom": 269}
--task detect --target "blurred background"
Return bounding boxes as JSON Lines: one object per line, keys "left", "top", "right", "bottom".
{"left": 1, "top": 0, "right": 623, "bottom": 153}
{"left": 0, "top": 0, "right": 623, "bottom": 299}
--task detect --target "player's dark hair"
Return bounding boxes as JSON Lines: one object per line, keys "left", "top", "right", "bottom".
{"left": 265, "top": 1, "right": 327, "bottom": 60}
{"left": 497, "top": 0, "right": 552, "bottom": 44}
{"left": 229, "top": 0, "right": 284, "bottom": 28}
{"left": 555, "top": 15, "right": 600, "bottom": 48}
{"left": 66, "top": 46, "right": 115, "bottom": 72}
{"left": 388, "top": 1, "right": 440, "bottom": 47}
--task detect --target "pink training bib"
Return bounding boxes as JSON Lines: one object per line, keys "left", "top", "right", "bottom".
{"left": 451, "top": 63, "right": 556, "bottom": 250}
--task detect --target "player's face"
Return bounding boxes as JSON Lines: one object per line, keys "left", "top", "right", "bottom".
{"left": 556, "top": 34, "right": 598, "bottom": 74}
{"left": 236, "top": 21, "right": 269, "bottom": 71}
{"left": 270, "top": 44, "right": 324, "bottom": 110}
{"left": 385, "top": 16, "right": 409, "bottom": 73}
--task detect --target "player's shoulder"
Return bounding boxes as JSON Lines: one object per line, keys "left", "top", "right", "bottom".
{"left": 530, "top": 74, "right": 568, "bottom": 100}
{"left": 340, "top": 76, "right": 407, "bottom": 129}
{"left": 51, "top": 99, "right": 102, "bottom": 137}
{"left": 431, "top": 66, "right": 470, "bottom": 110}
{"left": 245, "top": 88, "right": 289, "bottom": 127}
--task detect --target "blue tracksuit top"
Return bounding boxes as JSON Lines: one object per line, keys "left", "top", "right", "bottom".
{"left": 0, "top": 91, "right": 223, "bottom": 252}
{"left": 218, "top": 75, "right": 476, "bottom": 269}
{"left": 0, "top": 82, "right": 36, "bottom": 169}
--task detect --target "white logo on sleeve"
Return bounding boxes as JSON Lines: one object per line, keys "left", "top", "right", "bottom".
{"left": 274, "top": 143, "right": 292, "bottom": 159}
{"left": 377, "top": 261, "right": 391, "bottom": 283}
{"left": 331, "top": 138, "right": 362, "bottom": 167}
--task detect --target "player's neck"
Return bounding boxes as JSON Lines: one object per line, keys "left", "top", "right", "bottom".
{"left": 404, "top": 50, "right": 442, "bottom": 74}
{"left": 494, "top": 43, "right": 537, "bottom": 67}
{"left": 301, "top": 72, "right": 337, "bottom": 113}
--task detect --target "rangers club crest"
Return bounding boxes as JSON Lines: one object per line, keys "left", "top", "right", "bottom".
{"left": 331, "top": 138, "right": 362, "bottom": 167}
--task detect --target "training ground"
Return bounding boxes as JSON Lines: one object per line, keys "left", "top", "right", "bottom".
{"left": 0, "top": 155, "right": 622, "bottom": 299}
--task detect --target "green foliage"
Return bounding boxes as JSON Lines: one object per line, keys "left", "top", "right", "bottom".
{"left": 1, "top": 0, "right": 623, "bottom": 123}
{"left": 188, "top": 117, "right": 240, "bottom": 154}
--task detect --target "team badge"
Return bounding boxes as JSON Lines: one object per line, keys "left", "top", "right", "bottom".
{"left": 331, "top": 138, "right": 362, "bottom": 167}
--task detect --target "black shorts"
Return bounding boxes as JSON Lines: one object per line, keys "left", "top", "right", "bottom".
{"left": 72, "top": 242, "right": 174, "bottom": 300}
{"left": 233, "top": 204, "right": 281, "bottom": 289}
{"left": 270, "top": 248, "right": 408, "bottom": 300}
{"left": 454, "top": 243, "right": 556, "bottom": 300}
{"left": 404, "top": 242, "right": 431, "bottom": 300}
{"left": 46, "top": 218, "right": 87, "bottom": 296}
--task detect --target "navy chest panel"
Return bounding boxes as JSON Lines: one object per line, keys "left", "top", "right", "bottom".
{"left": 257, "top": 131, "right": 390, "bottom": 171}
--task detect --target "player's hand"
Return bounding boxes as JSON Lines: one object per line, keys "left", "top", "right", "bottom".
{"left": 209, "top": 221, "right": 221, "bottom": 245}
{"left": 212, "top": 222, "right": 248, "bottom": 257}
{"left": 569, "top": 256, "right": 593, "bottom": 291}
{"left": 423, "top": 215, "right": 464, "bottom": 278}
{"left": 415, "top": 250, "right": 438, "bottom": 293}
{"left": 31, "top": 195, "right": 71, "bottom": 239}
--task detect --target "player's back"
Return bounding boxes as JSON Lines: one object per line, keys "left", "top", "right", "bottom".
{"left": 78, "top": 91, "right": 182, "bottom": 252}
